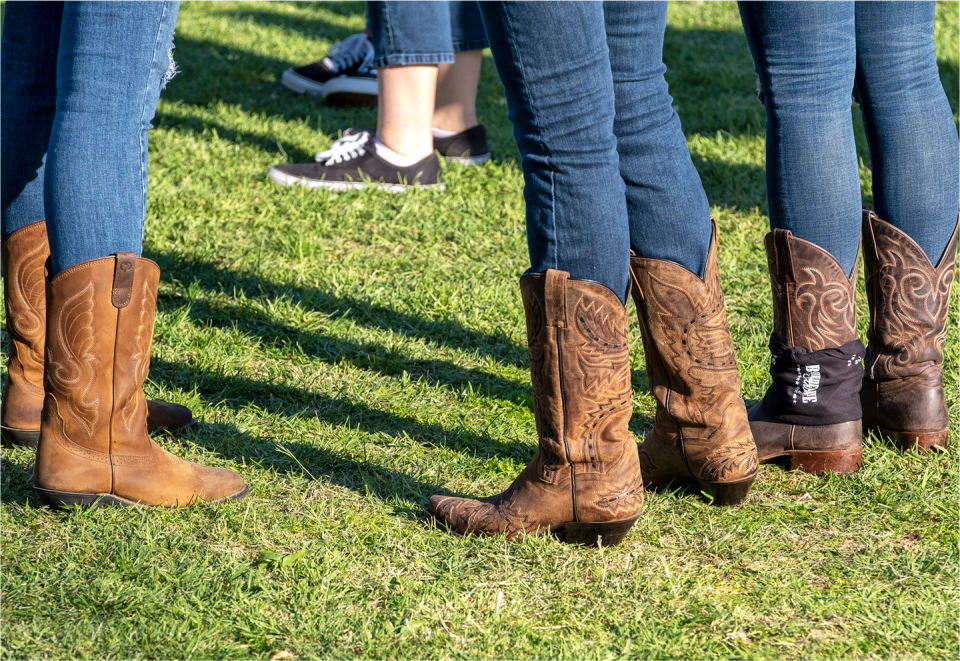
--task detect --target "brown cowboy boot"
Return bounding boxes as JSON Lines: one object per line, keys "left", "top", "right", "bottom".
{"left": 630, "top": 220, "right": 758, "bottom": 506}
{"left": 861, "top": 210, "right": 958, "bottom": 452}
{"left": 1, "top": 221, "right": 196, "bottom": 448}
{"left": 748, "top": 229, "right": 864, "bottom": 474}
{"left": 33, "top": 253, "right": 248, "bottom": 507}
{"left": 428, "top": 271, "right": 644, "bottom": 546}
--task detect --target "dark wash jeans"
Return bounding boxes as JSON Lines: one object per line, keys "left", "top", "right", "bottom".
{"left": 739, "top": 1, "right": 960, "bottom": 274}
{"left": 478, "top": 2, "right": 713, "bottom": 303}
{"left": 1, "top": 1, "right": 179, "bottom": 275}
{"left": 368, "top": 1, "right": 488, "bottom": 69}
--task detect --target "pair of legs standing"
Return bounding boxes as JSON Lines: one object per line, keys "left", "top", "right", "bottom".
{"left": 740, "top": 1, "right": 959, "bottom": 463}
{"left": 1, "top": 2, "right": 247, "bottom": 507}
{"left": 270, "top": 1, "right": 490, "bottom": 191}
{"left": 429, "top": 2, "right": 759, "bottom": 545}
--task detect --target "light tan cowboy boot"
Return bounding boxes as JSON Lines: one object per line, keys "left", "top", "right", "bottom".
{"left": 747, "top": 229, "right": 864, "bottom": 474}
{"left": 1, "top": 220, "right": 196, "bottom": 448}
{"left": 33, "top": 253, "right": 248, "bottom": 508}
{"left": 861, "top": 210, "right": 958, "bottom": 451}
{"left": 630, "top": 220, "right": 758, "bottom": 505}
{"left": 428, "top": 270, "right": 644, "bottom": 546}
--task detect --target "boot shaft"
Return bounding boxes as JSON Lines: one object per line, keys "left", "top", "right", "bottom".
{"left": 862, "top": 210, "right": 958, "bottom": 381}
{"left": 763, "top": 229, "right": 859, "bottom": 352}
{"left": 2, "top": 221, "right": 49, "bottom": 428}
{"left": 630, "top": 221, "right": 743, "bottom": 439}
{"left": 520, "top": 271, "right": 634, "bottom": 479}
{"left": 42, "top": 253, "right": 159, "bottom": 454}
{"left": 629, "top": 220, "right": 757, "bottom": 489}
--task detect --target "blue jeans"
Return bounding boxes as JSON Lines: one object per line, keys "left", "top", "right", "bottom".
{"left": 1, "top": 1, "right": 179, "bottom": 275}
{"left": 368, "top": 1, "right": 488, "bottom": 69}
{"left": 478, "top": 1, "right": 712, "bottom": 302}
{"left": 739, "top": 1, "right": 960, "bottom": 273}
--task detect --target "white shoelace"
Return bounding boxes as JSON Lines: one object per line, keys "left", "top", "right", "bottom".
{"left": 315, "top": 131, "right": 370, "bottom": 165}
{"left": 322, "top": 33, "right": 376, "bottom": 75}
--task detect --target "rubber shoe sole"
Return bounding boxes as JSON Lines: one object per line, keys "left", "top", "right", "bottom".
{"left": 280, "top": 69, "right": 376, "bottom": 104}
{"left": 268, "top": 166, "right": 444, "bottom": 192}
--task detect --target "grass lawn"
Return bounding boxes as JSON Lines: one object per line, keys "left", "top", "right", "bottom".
{"left": 2, "top": 2, "right": 958, "bottom": 659}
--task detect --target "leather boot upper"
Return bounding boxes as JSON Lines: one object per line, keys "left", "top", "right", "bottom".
{"left": 428, "top": 271, "right": 644, "bottom": 538}
{"left": 1, "top": 221, "right": 48, "bottom": 433}
{"left": 630, "top": 220, "right": 757, "bottom": 486}
{"left": 861, "top": 210, "right": 958, "bottom": 433}
{"left": 34, "top": 254, "right": 245, "bottom": 506}
{"left": 0, "top": 221, "right": 193, "bottom": 438}
{"left": 765, "top": 229, "right": 859, "bottom": 352}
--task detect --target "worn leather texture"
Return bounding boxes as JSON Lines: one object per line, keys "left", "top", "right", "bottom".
{"left": 750, "top": 228, "right": 863, "bottom": 456}
{"left": 630, "top": 220, "right": 758, "bottom": 486}
{"left": 0, "top": 222, "right": 193, "bottom": 437}
{"left": 33, "top": 255, "right": 245, "bottom": 507}
{"left": 428, "top": 271, "right": 644, "bottom": 538}
{"left": 1, "top": 221, "right": 48, "bottom": 434}
{"left": 861, "top": 210, "right": 958, "bottom": 434}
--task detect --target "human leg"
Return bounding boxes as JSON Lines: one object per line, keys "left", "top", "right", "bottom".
{"left": 19, "top": 2, "right": 247, "bottom": 506}
{"left": 854, "top": 1, "right": 959, "bottom": 265}
{"left": 601, "top": 1, "right": 756, "bottom": 502}
{"left": 738, "top": 2, "right": 865, "bottom": 472}
{"left": 44, "top": 1, "right": 179, "bottom": 274}
{"left": 605, "top": 1, "right": 712, "bottom": 276}
{"left": 738, "top": 1, "right": 863, "bottom": 275}
{"left": 428, "top": 2, "right": 643, "bottom": 544}
{"left": 0, "top": 2, "right": 62, "bottom": 238}
{"left": 851, "top": 3, "right": 958, "bottom": 450}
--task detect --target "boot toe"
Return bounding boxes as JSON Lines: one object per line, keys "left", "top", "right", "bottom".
{"left": 195, "top": 464, "right": 248, "bottom": 503}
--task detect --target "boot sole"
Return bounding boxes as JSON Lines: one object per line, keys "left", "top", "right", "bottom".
{"left": 34, "top": 484, "right": 250, "bottom": 509}
{"left": 868, "top": 427, "right": 948, "bottom": 453}
{"left": 785, "top": 447, "right": 862, "bottom": 475}
{"left": 427, "top": 511, "right": 640, "bottom": 548}
{"left": 0, "top": 426, "right": 40, "bottom": 449}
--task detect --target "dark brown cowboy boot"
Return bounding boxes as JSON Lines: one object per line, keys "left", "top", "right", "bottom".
{"left": 861, "top": 210, "right": 958, "bottom": 452}
{"left": 630, "top": 220, "right": 758, "bottom": 505}
{"left": 1, "top": 221, "right": 196, "bottom": 448}
{"left": 748, "top": 229, "right": 864, "bottom": 474}
{"left": 428, "top": 270, "right": 644, "bottom": 546}
{"left": 33, "top": 253, "right": 248, "bottom": 508}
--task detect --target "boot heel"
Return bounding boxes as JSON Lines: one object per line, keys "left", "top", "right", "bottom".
{"left": 787, "top": 448, "right": 861, "bottom": 475}
{"left": 872, "top": 427, "right": 948, "bottom": 453}
{"left": 557, "top": 515, "right": 640, "bottom": 547}
{"left": 696, "top": 473, "right": 756, "bottom": 506}
{"left": 1, "top": 427, "right": 40, "bottom": 449}
{"left": 34, "top": 488, "right": 129, "bottom": 510}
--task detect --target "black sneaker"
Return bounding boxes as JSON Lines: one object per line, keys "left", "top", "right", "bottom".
{"left": 281, "top": 33, "right": 377, "bottom": 105}
{"left": 269, "top": 133, "right": 443, "bottom": 192}
{"left": 433, "top": 125, "right": 490, "bottom": 165}
{"left": 315, "top": 126, "right": 490, "bottom": 165}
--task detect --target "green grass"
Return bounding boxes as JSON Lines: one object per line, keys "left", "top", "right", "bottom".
{"left": 2, "top": 2, "right": 958, "bottom": 659}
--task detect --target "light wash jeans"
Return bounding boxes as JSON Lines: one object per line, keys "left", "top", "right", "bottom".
{"left": 1, "top": 1, "right": 180, "bottom": 274}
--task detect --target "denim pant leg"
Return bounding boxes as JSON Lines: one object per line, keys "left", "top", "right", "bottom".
{"left": 739, "top": 1, "right": 863, "bottom": 275}
{"left": 0, "top": 2, "right": 63, "bottom": 237}
{"left": 479, "top": 2, "right": 630, "bottom": 301}
{"left": 605, "top": 1, "right": 712, "bottom": 277}
{"left": 43, "top": 1, "right": 179, "bottom": 274}
{"left": 854, "top": 1, "right": 959, "bottom": 265}
{"left": 369, "top": 2, "right": 486, "bottom": 69}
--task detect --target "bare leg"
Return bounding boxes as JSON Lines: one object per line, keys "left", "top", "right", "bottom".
{"left": 433, "top": 50, "right": 482, "bottom": 132}
{"left": 376, "top": 64, "right": 437, "bottom": 161}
